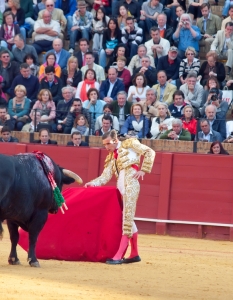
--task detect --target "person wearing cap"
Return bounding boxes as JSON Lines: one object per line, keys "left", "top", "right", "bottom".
{"left": 157, "top": 46, "right": 181, "bottom": 86}
{"left": 173, "top": 13, "right": 201, "bottom": 59}
{"left": 68, "top": 1, "right": 93, "bottom": 54}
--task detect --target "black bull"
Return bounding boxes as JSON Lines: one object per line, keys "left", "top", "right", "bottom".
{"left": 0, "top": 153, "right": 82, "bottom": 267}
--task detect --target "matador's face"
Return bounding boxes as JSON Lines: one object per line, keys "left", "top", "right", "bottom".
{"left": 102, "top": 137, "right": 118, "bottom": 153}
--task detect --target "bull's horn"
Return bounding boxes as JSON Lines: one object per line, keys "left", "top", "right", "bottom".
{"left": 63, "top": 169, "right": 83, "bottom": 184}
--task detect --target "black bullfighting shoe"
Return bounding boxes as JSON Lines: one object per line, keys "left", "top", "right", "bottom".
{"left": 105, "top": 258, "right": 123, "bottom": 265}
{"left": 122, "top": 255, "right": 141, "bottom": 264}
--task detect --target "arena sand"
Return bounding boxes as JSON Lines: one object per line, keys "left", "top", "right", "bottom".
{"left": 0, "top": 224, "right": 233, "bottom": 300}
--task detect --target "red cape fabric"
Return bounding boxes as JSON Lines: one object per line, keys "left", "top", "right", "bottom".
{"left": 18, "top": 187, "right": 123, "bottom": 262}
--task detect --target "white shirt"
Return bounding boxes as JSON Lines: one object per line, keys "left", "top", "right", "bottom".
{"left": 34, "top": 19, "right": 61, "bottom": 41}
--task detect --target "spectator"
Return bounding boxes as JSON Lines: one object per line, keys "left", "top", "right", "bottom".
{"left": 210, "top": 22, "right": 233, "bottom": 75}
{"left": 112, "top": 91, "right": 132, "bottom": 128}
{"left": 205, "top": 104, "right": 226, "bottom": 141}
{"left": 23, "top": 54, "right": 39, "bottom": 77}
{"left": 145, "top": 27, "right": 170, "bottom": 66}
{"left": 99, "top": 18, "right": 122, "bottom": 68}
{"left": 181, "top": 105, "right": 197, "bottom": 140}
{"left": 150, "top": 102, "right": 174, "bottom": 139}
{"left": 73, "top": 38, "right": 98, "bottom": 69}
{"left": 156, "top": 13, "right": 174, "bottom": 43}
{"left": 152, "top": 70, "right": 177, "bottom": 105}
{"left": 208, "top": 141, "right": 229, "bottom": 155}
{"left": 81, "top": 51, "right": 105, "bottom": 84}
{"left": 157, "top": 46, "right": 181, "bottom": 86}
{"left": 180, "top": 72, "right": 203, "bottom": 116}
{"left": 99, "top": 67, "right": 125, "bottom": 102}
{"left": 92, "top": 8, "right": 109, "bottom": 53}
{"left": 20, "top": 0, "right": 34, "bottom": 30}
{"left": 55, "top": 0, "right": 76, "bottom": 39}
{"left": 168, "top": 90, "right": 187, "bottom": 118}
{"left": 167, "top": 2, "right": 186, "bottom": 28}
{"left": 105, "top": 44, "right": 129, "bottom": 72}
{"left": 132, "top": 55, "right": 157, "bottom": 87}
{"left": 44, "top": 38, "right": 70, "bottom": 70}
{"left": 179, "top": 47, "right": 200, "bottom": 86}
{"left": 0, "top": 125, "right": 18, "bottom": 142}
{"left": 121, "top": 102, "right": 149, "bottom": 138}
{"left": 95, "top": 103, "right": 120, "bottom": 132}
{"left": 222, "top": 6, "right": 233, "bottom": 30}
{"left": 67, "top": 131, "right": 89, "bottom": 146}
{"left": 128, "top": 73, "right": 150, "bottom": 103}
{"left": 173, "top": 13, "right": 201, "bottom": 59}
{"left": 33, "top": 128, "right": 57, "bottom": 144}
{"left": 82, "top": 88, "right": 105, "bottom": 122}
{"left": 160, "top": 118, "right": 191, "bottom": 140}
{"left": 75, "top": 69, "right": 100, "bottom": 101}
{"left": 196, "top": 119, "right": 222, "bottom": 142}
{"left": 60, "top": 56, "right": 82, "bottom": 89}
{"left": 0, "top": 105, "right": 16, "bottom": 131}
{"left": 117, "top": 4, "right": 131, "bottom": 30}
{"left": 128, "top": 44, "right": 155, "bottom": 75}
{"left": 198, "top": 51, "right": 226, "bottom": 87}
{"left": 32, "top": 89, "right": 56, "bottom": 123}
{"left": 140, "top": 88, "right": 159, "bottom": 121}
{"left": 116, "top": 56, "right": 131, "bottom": 92}
{"left": 95, "top": 114, "right": 113, "bottom": 136}
{"left": 172, "top": 5, "right": 185, "bottom": 30}
{"left": 21, "top": 109, "right": 42, "bottom": 132}
{"left": 0, "top": 11, "right": 20, "bottom": 50}
{"left": 197, "top": 3, "right": 221, "bottom": 52}
{"left": 187, "top": 0, "right": 206, "bottom": 21}
{"left": 68, "top": 1, "right": 93, "bottom": 54}
{"left": 32, "top": 9, "right": 61, "bottom": 55}
{"left": 39, "top": 52, "right": 61, "bottom": 81}
{"left": 115, "top": 0, "right": 140, "bottom": 24}
{"left": 38, "top": 66, "right": 63, "bottom": 105}
{"left": 13, "top": 34, "right": 38, "bottom": 65}
{"left": 8, "top": 84, "right": 30, "bottom": 131}
{"left": 71, "top": 114, "right": 89, "bottom": 135}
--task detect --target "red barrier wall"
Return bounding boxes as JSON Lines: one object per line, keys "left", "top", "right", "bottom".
{"left": 1, "top": 143, "right": 233, "bottom": 241}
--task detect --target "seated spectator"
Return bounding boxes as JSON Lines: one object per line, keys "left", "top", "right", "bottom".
{"left": 95, "top": 103, "right": 120, "bottom": 132}
{"left": 222, "top": 6, "right": 233, "bottom": 30}
{"left": 116, "top": 56, "right": 131, "bottom": 92}
{"left": 152, "top": 70, "right": 177, "bottom": 105}
{"left": 20, "top": 0, "right": 35, "bottom": 31}
{"left": 0, "top": 125, "right": 18, "bottom": 142}
{"left": 128, "top": 44, "right": 155, "bottom": 75}
{"left": 150, "top": 103, "right": 174, "bottom": 139}
{"left": 115, "top": 0, "right": 140, "bottom": 25}
{"left": 95, "top": 114, "right": 113, "bottom": 136}
{"left": 210, "top": 22, "right": 233, "bottom": 75}
{"left": 208, "top": 141, "right": 229, "bottom": 155}
{"left": 32, "top": 9, "right": 61, "bottom": 55}
{"left": 140, "top": 88, "right": 159, "bottom": 121}
{"left": 187, "top": 0, "right": 205, "bottom": 21}
{"left": 99, "top": 67, "right": 125, "bottom": 102}
{"left": 0, "top": 105, "right": 16, "bottom": 131}
{"left": 39, "top": 52, "right": 61, "bottom": 81}
{"left": 179, "top": 47, "right": 200, "bottom": 86}
{"left": 33, "top": 128, "right": 57, "bottom": 144}
{"left": 167, "top": 2, "right": 186, "bottom": 29}
{"left": 172, "top": 5, "right": 185, "bottom": 31}
{"left": 198, "top": 51, "right": 225, "bottom": 88}
{"left": 197, "top": 3, "right": 221, "bottom": 52}
{"left": 68, "top": 1, "right": 93, "bottom": 54}
{"left": 8, "top": 84, "right": 30, "bottom": 131}
{"left": 67, "top": 131, "right": 89, "bottom": 147}
{"left": 13, "top": 34, "right": 38, "bottom": 65}
{"left": 23, "top": 54, "right": 39, "bottom": 77}
{"left": 132, "top": 55, "right": 157, "bottom": 87}
{"left": 173, "top": 13, "right": 201, "bottom": 59}
{"left": 112, "top": 91, "right": 132, "bottom": 128}
{"left": 105, "top": 44, "right": 129, "bottom": 72}
{"left": 32, "top": 89, "right": 56, "bottom": 123}
{"left": 117, "top": 4, "right": 131, "bottom": 30}
{"left": 168, "top": 90, "right": 187, "bottom": 118}
{"left": 61, "top": 56, "right": 82, "bottom": 90}
{"left": 121, "top": 17, "right": 143, "bottom": 59}
{"left": 181, "top": 105, "right": 197, "bottom": 141}
{"left": 160, "top": 118, "right": 191, "bottom": 140}
{"left": 120, "top": 103, "right": 149, "bottom": 138}
{"left": 0, "top": 12, "right": 20, "bottom": 50}
{"left": 157, "top": 13, "right": 174, "bottom": 43}
{"left": 73, "top": 38, "right": 99, "bottom": 69}
{"left": 92, "top": 8, "right": 109, "bottom": 53}
{"left": 128, "top": 73, "right": 150, "bottom": 103}
{"left": 75, "top": 69, "right": 100, "bottom": 101}
{"left": 38, "top": 66, "right": 63, "bottom": 106}
{"left": 196, "top": 118, "right": 222, "bottom": 142}
{"left": 157, "top": 46, "right": 181, "bottom": 86}
{"left": 64, "top": 98, "right": 92, "bottom": 134}
{"left": 180, "top": 72, "right": 203, "bottom": 117}
{"left": 81, "top": 51, "right": 105, "bottom": 84}
{"left": 44, "top": 38, "right": 70, "bottom": 70}
{"left": 82, "top": 88, "right": 105, "bottom": 122}
{"left": 99, "top": 18, "right": 122, "bottom": 68}
{"left": 21, "top": 109, "right": 42, "bottom": 132}
{"left": 204, "top": 104, "right": 226, "bottom": 141}
{"left": 71, "top": 114, "right": 89, "bottom": 136}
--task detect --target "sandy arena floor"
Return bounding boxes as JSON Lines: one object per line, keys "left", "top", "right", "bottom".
{"left": 0, "top": 224, "right": 233, "bottom": 300}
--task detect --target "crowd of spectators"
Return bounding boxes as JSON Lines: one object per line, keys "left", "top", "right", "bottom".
{"left": 0, "top": 0, "right": 232, "bottom": 150}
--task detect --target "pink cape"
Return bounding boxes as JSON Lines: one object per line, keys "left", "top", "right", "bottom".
{"left": 18, "top": 187, "right": 123, "bottom": 262}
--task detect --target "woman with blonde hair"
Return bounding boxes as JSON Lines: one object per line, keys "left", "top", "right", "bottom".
{"left": 71, "top": 114, "right": 89, "bottom": 136}
{"left": 150, "top": 103, "right": 174, "bottom": 139}
{"left": 32, "top": 89, "right": 56, "bottom": 123}
{"left": 179, "top": 46, "right": 200, "bottom": 85}
{"left": 181, "top": 105, "right": 197, "bottom": 141}
{"left": 61, "top": 56, "right": 82, "bottom": 88}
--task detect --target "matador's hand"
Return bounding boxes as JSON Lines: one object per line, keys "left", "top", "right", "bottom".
{"left": 133, "top": 170, "right": 145, "bottom": 180}
{"left": 84, "top": 182, "right": 95, "bottom": 188}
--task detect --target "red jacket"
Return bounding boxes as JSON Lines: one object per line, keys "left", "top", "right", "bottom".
{"left": 181, "top": 117, "right": 197, "bottom": 135}
{"left": 118, "top": 68, "right": 131, "bottom": 92}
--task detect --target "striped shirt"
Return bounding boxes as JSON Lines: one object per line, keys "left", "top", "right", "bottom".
{"left": 121, "top": 26, "right": 143, "bottom": 45}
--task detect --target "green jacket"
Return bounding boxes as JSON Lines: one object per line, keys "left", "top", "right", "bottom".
{"left": 197, "top": 13, "right": 221, "bottom": 36}
{"left": 160, "top": 129, "right": 191, "bottom": 141}
{"left": 20, "top": 0, "right": 33, "bottom": 19}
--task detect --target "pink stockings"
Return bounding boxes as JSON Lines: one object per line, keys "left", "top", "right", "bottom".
{"left": 112, "top": 232, "right": 139, "bottom": 260}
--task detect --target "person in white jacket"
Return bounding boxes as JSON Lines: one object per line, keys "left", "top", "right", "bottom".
{"left": 95, "top": 103, "right": 120, "bottom": 132}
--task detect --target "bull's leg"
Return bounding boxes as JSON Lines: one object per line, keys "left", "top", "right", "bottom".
{"left": 7, "top": 220, "right": 20, "bottom": 265}
{"left": 28, "top": 210, "right": 48, "bottom": 268}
